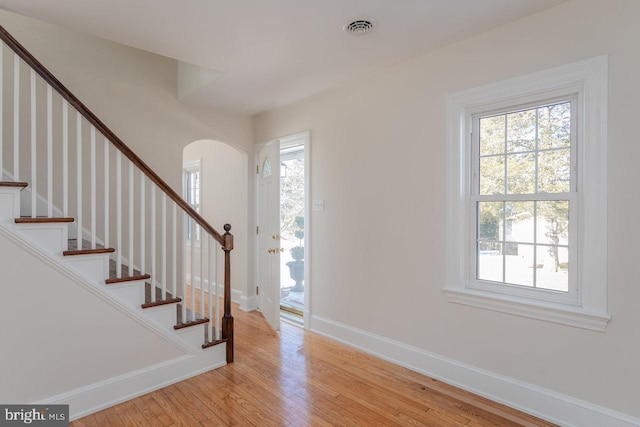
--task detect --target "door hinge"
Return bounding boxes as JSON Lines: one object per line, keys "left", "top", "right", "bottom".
{"left": 256, "top": 226, "right": 259, "bottom": 234}
{"left": 256, "top": 165, "right": 259, "bottom": 174}
{"left": 256, "top": 286, "right": 259, "bottom": 294}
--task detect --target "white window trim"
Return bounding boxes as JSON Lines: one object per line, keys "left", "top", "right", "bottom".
{"left": 444, "top": 56, "right": 610, "bottom": 331}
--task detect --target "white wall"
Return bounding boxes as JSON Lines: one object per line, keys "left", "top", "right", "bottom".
{"left": 183, "top": 140, "right": 248, "bottom": 301}
{"left": 255, "top": 0, "right": 640, "bottom": 421}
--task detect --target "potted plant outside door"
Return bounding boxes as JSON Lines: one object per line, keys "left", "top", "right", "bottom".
{"left": 287, "top": 216, "right": 304, "bottom": 292}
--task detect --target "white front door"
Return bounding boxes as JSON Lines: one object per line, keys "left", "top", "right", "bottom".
{"left": 257, "top": 140, "right": 281, "bottom": 331}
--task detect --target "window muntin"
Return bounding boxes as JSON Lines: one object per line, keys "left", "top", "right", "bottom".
{"left": 471, "top": 100, "right": 576, "bottom": 298}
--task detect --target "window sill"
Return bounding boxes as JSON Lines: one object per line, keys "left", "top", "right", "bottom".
{"left": 443, "top": 287, "right": 610, "bottom": 332}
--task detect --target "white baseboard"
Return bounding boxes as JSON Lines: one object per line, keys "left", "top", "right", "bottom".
{"left": 37, "top": 345, "right": 227, "bottom": 421}
{"left": 239, "top": 294, "right": 257, "bottom": 312}
{"left": 186, "top": 275, "right": 243, "bottom": 306}
{"left": 231, "top": 288, "right": 242, "bottom": 304}
{"left": 310, "top": 315, "right": 640, "bottom": 427}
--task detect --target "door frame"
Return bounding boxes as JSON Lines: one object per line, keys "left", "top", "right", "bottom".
{"left": 255, "top": 131, "right": 311, "bottom": 329}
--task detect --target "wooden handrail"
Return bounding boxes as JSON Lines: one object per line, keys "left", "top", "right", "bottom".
{"left": 0, "top": 25, "right": 225, "bottom": 246}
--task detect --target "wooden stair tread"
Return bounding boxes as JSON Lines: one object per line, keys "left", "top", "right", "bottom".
{"left": 174, "top": 317, "right": 209, "bottom": 330}
{"left": 105, "top": 259, "right": 150, "bottom": 284}
{"left": 64, "top": 239, "right": 115, "bottom": 256}
{"left": 0, "top": 181, "right": 28, "bottom": 189}
{"left": 106, "top": 274, "right": 150, "bottom": 284}
{"left": 15, "top": 217, "right": 74, "bottom": 223}
{"left": 141, "top": 298, "right": 181, "bottom": 308}
{"left": 141, "top": 283, "right": 181, "bottom": 308}
{"left": 175, "top": 303, "right": 209, "bottom": 329}
{"left": 202, "top": 338, "right": 227, "bottom": 349}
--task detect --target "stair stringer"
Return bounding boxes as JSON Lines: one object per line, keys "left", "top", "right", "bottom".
{"left": 0, "top": 223, "right": 226, "bottom": 420}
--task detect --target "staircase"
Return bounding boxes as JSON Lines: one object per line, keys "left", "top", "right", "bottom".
{"left": 0, "top": 25, "right": 234, "bottom": 418}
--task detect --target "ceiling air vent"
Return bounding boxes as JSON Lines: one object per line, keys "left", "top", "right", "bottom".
{"left": 343, "top": 19, "right": 375, "bottom": 36}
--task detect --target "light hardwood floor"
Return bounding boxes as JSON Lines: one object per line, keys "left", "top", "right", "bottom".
{"left": 72, "top": 306, "right": 556, "bottom": 426}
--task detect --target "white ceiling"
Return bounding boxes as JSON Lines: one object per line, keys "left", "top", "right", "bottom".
{"left": 0, "top": 0, "right": 567, "bottom": 115}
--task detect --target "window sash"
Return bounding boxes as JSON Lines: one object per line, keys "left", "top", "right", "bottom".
{"left": 472, "top": 97, "right": 577, "bottom": 196}
{"left": 468, "top": 98, "right": 578, "bottom": 304}
{"left": 468, "top": 192, "right": 578, "bottom": 305}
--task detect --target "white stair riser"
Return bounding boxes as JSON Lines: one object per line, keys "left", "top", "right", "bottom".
{"left": 0, "top": 189, "right": 21, "bottom": 221}
{"left": 63, "top": 254, "right": 110, "bottom": 285}
{"left": 143, "top": 304, "right": 178, "bottom": 330}
{"left": 109, "top": 281, "right": 146, "bottom": 309}
{"left": 174, "top": 324, "right": 208, "bottom": 349}
{"left": 15, "top": 223, "right": 69, "bottom": 254}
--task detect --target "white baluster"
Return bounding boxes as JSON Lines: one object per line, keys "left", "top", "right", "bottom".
{"left": 103, "top": 139, "right": 109, "bottom": 248}
{"left": 215, "top": 239, "right": 220, "bottom": 340}
{"left": 140, "top": 173, "right": 145, "bottom": 275}
{"left": 62, "top": 101, "right": 68, "bottom": 216}
{"left": 182, "top": 210, "right": 187, "bottom": 323}
{"left": 128, "top": 161, "right": 134, "bottom": 276}
{"left": 190, "top": 219, "right": 196, "bottom": 322}
{"left": 76, "top": 112, "right": 82, "bottom": 249}
{"left": 172, "top": 203, "right": 177, "bottom": 299}
{"left": 30, "top": 69, "right": 36, "bottom": 218}
{"left": 208, "top": 235, "right": 213, "bottom": 340}
{"left": 13, "top": 53, "right": 19, "bottom": 181}
{"left": 0, "top": 43, "right": 3, "bottom": 173}
{"left": 200, "top": 226, "right": 205, "bottom": 319}
{"left": 116, "top": 151, "right": 122, "bottom": 278}
{"left": 47, "top": 86, "right": 53, "bottom": 218}
{"left": 162, "top": 193, "right": 167, "bottom": 299}
{"left": 90, "top": 127, "right": 96, "bottom": 249}
{"left": 151, "top": 183, "right": 156, "bottom": 303}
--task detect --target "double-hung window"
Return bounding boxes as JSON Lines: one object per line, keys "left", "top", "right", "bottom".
{"left": 473, "top": 99, "right": 576, "bottom": 304}
{"left": 445, "top": 57, "right": 609, "bottom": 331}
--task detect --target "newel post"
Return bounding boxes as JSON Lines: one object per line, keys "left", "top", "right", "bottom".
{"left": 222, "top": 223, "right": 234, "bottom": 363}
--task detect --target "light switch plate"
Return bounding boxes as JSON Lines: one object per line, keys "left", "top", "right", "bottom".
{"left": 312, "top": 199, "right": 324, "bottom": 211}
